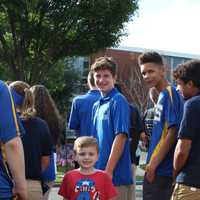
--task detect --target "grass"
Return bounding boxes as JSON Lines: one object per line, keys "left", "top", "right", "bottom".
{"left": 55, "top": 165, "right": 72, "bottom": 184}
{"left": 55, "top": 165, "right": 145, "bottom": 185}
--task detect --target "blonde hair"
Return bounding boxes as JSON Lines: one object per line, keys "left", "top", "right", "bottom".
{"left": 9, "top": 81, "right": 36, "bottom": 119}
{"left": 73, "top": 136, "right": 99, "bottom": 154}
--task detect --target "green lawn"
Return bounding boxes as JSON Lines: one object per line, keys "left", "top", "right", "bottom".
{"left": 56, "top": 165, "right": 144, "bottom": 185}
{"left": 55, "top": 165, "right": 72, "bottom": 184}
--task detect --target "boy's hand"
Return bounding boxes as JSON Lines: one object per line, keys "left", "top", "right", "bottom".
{"left": 12, "top": 184, "right": 27, "bottom": 200}
{"left": 145, "top": 163, "right": 156, "bottom": 183}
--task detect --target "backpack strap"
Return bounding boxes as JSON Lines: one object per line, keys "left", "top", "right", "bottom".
{"left": 0, "top": 84, "right": 20, "bottom": 181}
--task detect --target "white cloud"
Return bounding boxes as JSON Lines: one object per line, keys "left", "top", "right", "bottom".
{"left": 120, "top": 0, "right": 200, "bottom": 55}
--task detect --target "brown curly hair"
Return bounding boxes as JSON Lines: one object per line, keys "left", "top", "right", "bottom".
{"left": 30, "top": 85, "right": 63, "bottom": 145}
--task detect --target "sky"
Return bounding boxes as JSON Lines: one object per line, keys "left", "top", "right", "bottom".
{"left": 120, "top": 0, "right": 200, "bottom": 56}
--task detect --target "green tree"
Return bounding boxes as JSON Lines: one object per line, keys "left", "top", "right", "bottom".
{"left": 0, "top": 0, "right": 138, "bottom": 84}
{"left": 46, "top": 57, "right": 84, "bottom": 116}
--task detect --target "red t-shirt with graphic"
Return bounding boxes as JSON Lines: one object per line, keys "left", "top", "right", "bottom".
{"left": 58, "top": 169, "right": 117, "bottom": 200}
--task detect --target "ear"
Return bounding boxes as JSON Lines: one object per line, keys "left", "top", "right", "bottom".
{"left": 160, "top": 66, "right": 166, "bottom": 76}
{"left": 187, "top": 80, "right": 194, "bottom": 88}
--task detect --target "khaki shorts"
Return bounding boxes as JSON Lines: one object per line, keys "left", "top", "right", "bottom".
{"left": 27, "top": 180, "right": 43, "bottom": 200}
{"left": 115, "top": 185, "right": 135, "bottom": 200}
{"left": 171, "top": 183, "right": 200, "bottom": 200}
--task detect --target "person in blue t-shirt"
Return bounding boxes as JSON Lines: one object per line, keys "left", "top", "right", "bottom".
{"left": 10, "top": 81, "right": 52, "bottom": 200}
{"left": 68, "top": 71, "right": 100, "bottom": 137}
{"left": 91, "top": 57, "right": 133, "bottom": 200}
{"left": 138, "top": 51, "right": 183, "bottom": 200}
{"left": 172, "top": 60, "right": 200, "bottom": 199}
{"left": 0, "top": 80, "right": 27, "bottom": 200}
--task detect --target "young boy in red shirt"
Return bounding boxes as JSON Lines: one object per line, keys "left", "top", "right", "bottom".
{"left": 58, "top": 136, "right": 117, "bottom": 200}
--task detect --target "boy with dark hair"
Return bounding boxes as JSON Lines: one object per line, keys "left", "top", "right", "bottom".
{"left": 138, "top": 51, "right": 183, "bottom": 200}
{"left": 58, "top": 136, "right": 117, "bottom": 200}
{"left": 171, "top": 60, "right": 200, "bottom": 199}
{"left": 91, "top": 57, "right": 133, "bottom": 200}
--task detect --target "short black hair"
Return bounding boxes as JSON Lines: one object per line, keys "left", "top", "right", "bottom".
{"left": 173, "top": 59, "right": 200, "bottom": 88}
{"left": 138, "top": 51, "right": 163, "bottom": 66}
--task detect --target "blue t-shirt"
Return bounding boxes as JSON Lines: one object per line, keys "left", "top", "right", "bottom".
{"left": 176, "top": 94, "right": 200, "bottom": 188}
{"left": 68, "top": 90, "right": 100, "bottom": 136}
{"left": 21, "top": 117, "right": 52, "bottom": 180}
{"left": 147, "top": 86, "right": 183, "bottom": 177}
{"left": 0, "top": 81, "right": 19, "bottom": 198}
{"left": 92, "top": 88, "right": 133, "bottom": 186}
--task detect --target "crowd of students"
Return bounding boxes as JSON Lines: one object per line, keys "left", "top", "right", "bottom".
{"left": 0, "top": 51, "right": 200, "bottom": 200}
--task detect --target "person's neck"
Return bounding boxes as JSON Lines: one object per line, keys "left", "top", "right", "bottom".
{"left": 79, "top": 167, "right": 96, "bottom": 175}
{"left": 190, "top": 87, "right": 200, "bottom": 97}
{"left": 156, "top": 79, "right": 169, "bottom": 92}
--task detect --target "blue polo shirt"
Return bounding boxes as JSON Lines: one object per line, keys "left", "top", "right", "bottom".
{"left": 0, "top": 81, "right": 19, "bottom": 198}
{"left": 92, "top": 88, "right": 133, "bottom": 186}
{"left": 176, "top": 94, "right": 200, "bottom": 188}
{"left": 147, "top": 86, "right": 183, "bottom": 177}
{"left": 68, "top": 90, "right": 100, "bottom": 136}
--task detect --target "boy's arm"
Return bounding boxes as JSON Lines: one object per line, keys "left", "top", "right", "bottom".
{"left": 173, "top": 139, "right": 191, "bottom": 178}
{"left": 105, "top": 133, "right": 127, "bottom": 178}
{"left": 5, "top": 137, "right": 27, "bottom": 200}
{"left": 146, "top": 126, "right": 177, "bottom": 182}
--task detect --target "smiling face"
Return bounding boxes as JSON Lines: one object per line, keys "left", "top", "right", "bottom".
{"left": 75, "top": 146, "right": 98, "bottom": 173}
{"left": 93, "top": 69, "right": 116, "bottom": 95}
{"left": 140, "top": 62, "right": 165, "bottom": 90}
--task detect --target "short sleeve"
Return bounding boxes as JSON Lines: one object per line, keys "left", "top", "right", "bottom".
{"left": 58, "top": 173, "right": 71, "bottom": 199}
{"left": 111, "top": 95, "right": 130, "bottom": 136}
{"left": 0, "top": 82, "right": 19, "bottom": 143}
{"left": 178, "top": 101, "right": 198, "bottom": 140}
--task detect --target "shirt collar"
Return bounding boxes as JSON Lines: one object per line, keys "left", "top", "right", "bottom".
{"left": 87, "top": 89, "right": 100, "bottom": 95}
{"left": 100, "top": 88, "right": 118, "bottom": 103}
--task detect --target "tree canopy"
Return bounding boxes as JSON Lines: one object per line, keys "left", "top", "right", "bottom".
{"left": 0, "top": 0, "right": 138, "bottom": 84}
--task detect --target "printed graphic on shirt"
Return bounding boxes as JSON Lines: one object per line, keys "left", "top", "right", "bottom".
{"left": 75, "top": 179, "right": 100, "bottom": 200}
{"left": 154, "top": 104, "right": 163, "bottom": 122}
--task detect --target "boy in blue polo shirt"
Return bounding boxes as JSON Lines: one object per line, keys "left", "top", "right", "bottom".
{"left": 172, "top": 60, "right": 200, "bottom": 199}
{"left": 91, "top": 57, "right": 133, "bottom": 200}
{"left": 138, "top": 51, "right": 183, "bottom": 200}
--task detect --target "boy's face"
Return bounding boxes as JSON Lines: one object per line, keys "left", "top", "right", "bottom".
{"left": 75, "top": 146, "right": 98, "bottom": 170}
{"left": 93, "top": 69, "right": 116, "bottom": 95}
{"left": 140, "top": 62, "right": 165, "bottom": 89}
{"left": 176, "top": 79, "right": 193, "bottom": 100}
